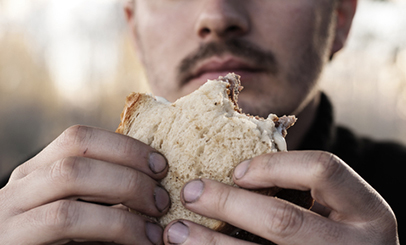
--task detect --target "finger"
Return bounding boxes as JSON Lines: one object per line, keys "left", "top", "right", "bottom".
{"left": 311, "top": 201, "right": 332, "bottom": 217}
{"left": 11, "top": 125, "right": 168, "bottom": 180}
{"left": 180, "top": 179, "right": 351, "bottom": 244}
{"left": 8, "top": 157, "right": 170, "bottom": 217}
{"left": 8, "top": 200, "right": 164, "bottom": 245}
{"left": 233, "top": 151, "right": 386, "bottom": 220}
{"left": 164, "top": 220, "right": 256, "bottom": 245}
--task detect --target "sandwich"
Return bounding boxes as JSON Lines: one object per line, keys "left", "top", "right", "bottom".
{"left": 116, "top": 73, "right": 313, "bottom": 243}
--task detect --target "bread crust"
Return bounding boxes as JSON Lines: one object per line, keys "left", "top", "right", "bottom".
{"left": 116, "top": 92, "right": 141, "bottom": 135}
{"left": 116, "top": 73, "right": 313, "bottom": 240}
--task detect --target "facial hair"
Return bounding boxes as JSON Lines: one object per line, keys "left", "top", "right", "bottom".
{"left": 177, "top": 39, "right": 279, "bottom": 87}
{"left": 175, "top": 38, "right": 321, "bottom": 117}
{"left": 139, "top": 6, "right": 336, "bottom": 118}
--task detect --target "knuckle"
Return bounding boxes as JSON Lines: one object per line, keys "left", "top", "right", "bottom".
{"left": 365, "top": 207, "right": 398, "bottom": 235}
{"left": 108, "top": 210, "right": 129, "bottom": 237}
{"left": 57, "top": 125, "right": 91, "bottom": 154}
{"left": 120, "top": 169, "right": 142, "bottom": 196}
{"left": 205, "top": 233, "right": 222, "bottom": 245}
{"left": 214, "top": 186, "right": 233, "bottom": 214}
{"left": 49, "top": 157, "right": 82, "bottom": 185}
{"left": 122, "top": 136, "right": 138, "bottom": 157}
{"left": 265, "top": 203, "right": 304, "bottom": 238}
{"left": 312, "top": 152, "right": 344, "bottom": 181}
{"left": 44, "top": 200, "right": 78, "bottom": 231}
{"left": 109, "top": 210, "right": 137, "bottom": 239}
{"left": 119, "top": 136, "right": 149, "bottom": 164}
{"left": 305, "top": 216, "right": 343, "bottom": 242}
{"left": 261, "top": 153, "right": 278, "bottom": 172}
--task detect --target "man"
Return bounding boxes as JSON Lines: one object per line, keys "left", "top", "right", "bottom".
{"left": 0, "top": 0, "right": 403, "bottom": 244}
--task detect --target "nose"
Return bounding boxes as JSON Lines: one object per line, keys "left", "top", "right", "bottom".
{"left": 195, "top": 0, "right": 250, "bottom": 41}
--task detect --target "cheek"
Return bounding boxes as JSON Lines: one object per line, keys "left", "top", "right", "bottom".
{"left": 136, "top": 3, "right": 202, "bottom": 58}
{"left": 135, "top": 2, "right": 199, "bottom": 97}
{"left": 253, "top": 2, "right": 319, "bottom": 55}
{"left": 245, "top": 2, "right": 327, "bottom": 113}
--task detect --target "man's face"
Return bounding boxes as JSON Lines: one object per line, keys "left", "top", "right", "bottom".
{"left": 128, "top": 0, "right": 342, "bottom": 117}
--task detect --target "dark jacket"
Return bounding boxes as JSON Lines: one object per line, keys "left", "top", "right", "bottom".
{"left": 299, "top": 93, "right": 405, "bottom": 243}
{"left": 232, "top": 93, "right": 405, "bottom": 244}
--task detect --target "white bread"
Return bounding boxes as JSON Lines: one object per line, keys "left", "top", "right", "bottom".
{"left": 116, "top": 73, "right": 300, "bottom": 231}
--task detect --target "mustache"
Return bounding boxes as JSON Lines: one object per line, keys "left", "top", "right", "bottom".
{"left": 177, "top": 39, "right": 279, "bottom": 85}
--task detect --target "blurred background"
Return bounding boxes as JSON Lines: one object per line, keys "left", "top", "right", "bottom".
{"left": 1, "top": 0, "right": 406, "bottom": 181}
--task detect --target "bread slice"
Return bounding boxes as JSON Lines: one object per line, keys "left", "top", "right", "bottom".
{"left": 116, "top": 73, "right": 311, "bottom": 233}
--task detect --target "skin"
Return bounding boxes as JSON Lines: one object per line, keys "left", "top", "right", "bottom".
{"left": 0, "top": 0, "right": 399, "bottom": 244}
{"left": 0, "top": 126, "right": 170, "bottom": 244}
{"left": 128, "top": 0, "right": 399, "bottom": 244}
{"left": 130, "top": 0, "right": 332, "bottom": 117}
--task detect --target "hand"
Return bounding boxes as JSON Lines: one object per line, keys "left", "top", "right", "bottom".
{"left": 163, "top": 151, "right": 399, "bottom": 245}
{"left": 0, "top": 125, "right": 170, "bottom": 245}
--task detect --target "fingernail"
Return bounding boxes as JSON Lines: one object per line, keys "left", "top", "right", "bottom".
{"left": 167, "top": 221, "right": 189, "bottom": 244}
{"left": 146, "top": 222, "right": 163, "bottom": 245}
{"left": 154, "top": 186, "right": 170, "bottom": 212}
{"left": 182, "top": 179, "right": 204, "bottom": 204}
{"left": 149, "top": 152, "right": 167, "bottom": 174}
{"left": 234, "top": 159, "right": 251, "bottom": 180}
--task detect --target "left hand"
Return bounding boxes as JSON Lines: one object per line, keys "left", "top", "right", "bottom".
{"left": 163, "top": 151, "right": 399, "bottom": 245}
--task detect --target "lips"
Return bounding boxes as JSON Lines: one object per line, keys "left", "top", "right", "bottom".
{"left": 184, "top": 56, "right": 265, "bottom": 88}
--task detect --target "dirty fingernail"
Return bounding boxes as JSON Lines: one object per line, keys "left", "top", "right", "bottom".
{"left": 146, "top": 222, "right": 163, "bottom": 245}
{"left": 182, "top": 179, "right": 204, "bottom": 204}
{"left": 149, "top": 152, "right": 167, "bottom": 174}
{"left": 155, "top": 186, "right": 170, "bottom": 212}
{"left": 234, "top": 159, "right": 251, "bottom": 180}
{"left": 168, "top": 221, "right": 189, "bottom": 244}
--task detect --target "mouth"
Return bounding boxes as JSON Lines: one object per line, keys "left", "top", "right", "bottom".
{"left": 183, "top": 56, "right": 266, "bottom": 88}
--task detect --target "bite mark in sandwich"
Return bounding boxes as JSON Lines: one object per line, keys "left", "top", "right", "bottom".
{"left": 116, "top": 73, "right": 313, "bottom": 243}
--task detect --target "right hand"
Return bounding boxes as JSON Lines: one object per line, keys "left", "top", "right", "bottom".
{"left": 0, "top": 125, "right": 170, "bottom": 245}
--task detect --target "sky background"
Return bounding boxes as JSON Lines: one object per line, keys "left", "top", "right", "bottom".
{"left": 1, "top": 0, "right": 406, "bottom": 178}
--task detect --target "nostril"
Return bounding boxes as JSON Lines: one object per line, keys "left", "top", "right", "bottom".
{"left": 195, "top": 11, "right": 249, "bottom": 40}
{"left": 199, "top": 25, "right": 243, "bottom": 39}
{"left": 227, "top": 25, "right": 241, "bottom": 33}
{"left": 199, "top": 27, "right": 211, "bottom": 38}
